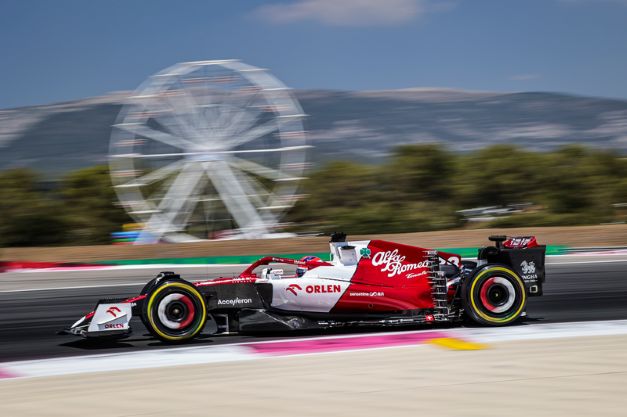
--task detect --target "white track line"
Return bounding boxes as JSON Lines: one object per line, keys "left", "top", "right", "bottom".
{"left": 3, "top": 319, "right": 627, "bottom": 380}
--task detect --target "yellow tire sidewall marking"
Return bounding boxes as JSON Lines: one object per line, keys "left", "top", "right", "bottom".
{"left": 147, "top": 282, "right": 207, "bottom": 341}
{"left": 469, "top": 266, "right": 526, "bottom": 324}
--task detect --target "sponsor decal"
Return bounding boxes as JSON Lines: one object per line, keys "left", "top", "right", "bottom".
{"left": 104, "top": 323, "right": 125, "bottom": 329}
{"left": 520, "top": 260, "right": 538, "bottom": 281}
{"left": 371, "top": 249, "right": 429, "bottom": 278}
{"left": 521, "top": 260, "right": 536, "bottom": 274}
{"left": 360, "top": 247, "right": 372, "bottom": 259}
{"left": 286, "top": 283, "right": 302, "bottom": 296}
{"left": 406, "top": 271, "right": 427, "bottom": 279}
{"left": 349, "top": 291, "right": 384, "bottom": 297}
{"left": 229, "top": 278, "right": 254, "bottom": 284}
{"left": 106, "top": 306, "right": 121, "bottom": 318}
{"left": 306, "top": 284, "right": 341, "bottom": 294}
{"left": 285, "top": 283, "right": 342, "bottom": 296}
{"left": 439, "top": 256, "right": 460, "bottom": 266}
{"left": 506, "top": 237, "right": 533, "bottom": 248}
{"left": 217, "top": 297, "right": 253, "bottom": 306}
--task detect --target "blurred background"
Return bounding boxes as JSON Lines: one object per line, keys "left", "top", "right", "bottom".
{"left": 1, "top": 0, "right": 626, "bottom": 247}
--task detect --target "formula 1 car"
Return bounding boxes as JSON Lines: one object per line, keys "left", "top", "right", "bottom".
{"left": 61, "top": 233, "right": 546, "bottom": 343}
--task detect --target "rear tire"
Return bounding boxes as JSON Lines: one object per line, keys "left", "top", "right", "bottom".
{"left": 142, "top": 280, "right": 207, "bottom": 343}
{"left": 462, "top": 265, "right": 526, "bottom": 326}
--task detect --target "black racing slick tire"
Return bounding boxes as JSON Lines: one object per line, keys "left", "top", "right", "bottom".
{"left": 142, "top": 280, "right": 207, "bottom": 343}
{"left": 462, "top": 265, "right": 526, "bottom": 326}
{"left": 140, "top": 271, "right": 182, "bottom": 295}
{"left": 138, "top": 272, "right": 180, "bottom": 331}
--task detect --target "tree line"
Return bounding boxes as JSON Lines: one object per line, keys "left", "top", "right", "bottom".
{"left": 286, "top": 144, "right": 627, "bottom": 234}
{"left": 0, "top": 144, "right": 625, "bottom": 246}
{"left": 0, "top": 166, "right": 128, "bottom": 246}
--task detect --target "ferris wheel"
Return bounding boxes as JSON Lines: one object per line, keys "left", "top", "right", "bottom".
{"left": 109, "top": 60, "right": 309, "bottom": 243}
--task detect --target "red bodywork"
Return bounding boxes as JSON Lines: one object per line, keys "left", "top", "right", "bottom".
{"left": 82, "top": 240, "right": 462, "bottom": 320}
{"left": 503, "top": 236, "right": 538, "bottom": 249}
{"left": 333, "top": 240, "right": 436, "bottom": 312}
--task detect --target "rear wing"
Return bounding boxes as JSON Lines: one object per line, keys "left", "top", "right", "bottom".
{"left": 478, "top": 235, "right": 546, "bottom": 296}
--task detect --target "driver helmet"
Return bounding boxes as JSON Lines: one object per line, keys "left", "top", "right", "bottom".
{"left": 296, "top": 256, "right": 322, "bottom": 277}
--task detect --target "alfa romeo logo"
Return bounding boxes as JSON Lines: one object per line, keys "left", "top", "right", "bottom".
{"left": 360, "top": 247, "right": 372, "bottom": 258}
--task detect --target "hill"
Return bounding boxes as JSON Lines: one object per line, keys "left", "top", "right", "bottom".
{"left": 1, "top": 89, "right": 626, "bottom": 176}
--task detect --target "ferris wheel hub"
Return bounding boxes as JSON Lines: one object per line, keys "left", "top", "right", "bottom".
{"left": 187, "top": 153, "right": 224, "bottom": 163}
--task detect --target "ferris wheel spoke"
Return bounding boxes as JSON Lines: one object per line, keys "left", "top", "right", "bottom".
{"left": 227, "top": 114, "right": 306, "bottom": 149}
{"left": 188, "top": 90, "right": 235, "bottom": 146}
{"left": 228, "top": 157, "right": 301, "bottom": 182}
{"left": 237, "top": 172, "right": 279, "bottom": 225}
{"left": 126, "top": 145, "right": 312, "bottom": 159}
{"left": 129, "top": 93, "right": 200, "bottom": 142}
{"left": 117, "top": 160, "right": 185, "bottom": 189}
{"left": 204, "top": 100, "right": 221, "bottom": 125}
{"left": 216, "top": 89, "right": 263, "bottom": 135}
{"left": 174, "top": 174, "right": 209, "bottom": 229}
{"left": 226, "top": 118, "right": 280, "bottom": 149}
{"left": 144, "top": 166, "right": 181, "bottom": 206}
{"left": 114, "top": 122, "right": 196, "bottom": 150}
{"left": 141, "top": 164, "right": 204, "bottom": 239}
{"left": 198, "top": 73, "right": 235, "bottom": 117}
{"left": 219, "top": 106, "right": 262, "bottom": 142}
{"left": 238, "top": 173, "right": 268, "bottom": 208}
{"left": 214, "top": 103, "right": 250, "bottom": 135}
{"left": 205, "top": 161, "right": 268, "bottom": 234}
{"left": 154, "top": 112, "right": 200, "bottom": 144}
{"left": 223, "top": 83, "right": 261, "bottom": 108}
{"left": 159, "top": 165, "right": 204, "bottom": 214}
{"left": 222, "top": 145, "right": 312, "bottom": 154}
{"left": 160, "top": 106, "right": 202, "bottom": 143}
{"left": 162, "top": 83, "right": 205, "bottom": 133}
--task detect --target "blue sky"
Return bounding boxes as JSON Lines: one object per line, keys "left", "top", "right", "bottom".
{"left": 1, "top": 0, "right": 627, "bottom": 108}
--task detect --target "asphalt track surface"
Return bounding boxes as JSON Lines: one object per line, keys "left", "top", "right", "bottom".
{"left": 1, "top": 258, "right": 626, "bottom": 362}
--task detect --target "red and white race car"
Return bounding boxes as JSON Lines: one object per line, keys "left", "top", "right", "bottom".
{"left": 62, "top": 233, "right": 546, "bottom": 343}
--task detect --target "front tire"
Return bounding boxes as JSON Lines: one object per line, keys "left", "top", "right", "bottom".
{"left": 462, "top": 265, "right": 526, "bottom": 326}
{"left": 143, "top": 280, "right": 207, "bottom": 343}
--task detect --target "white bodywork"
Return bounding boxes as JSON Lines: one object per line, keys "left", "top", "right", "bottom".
{"left": 87, "top": 303, "right": 133, "bottom": 333}
{"left": 270, "top": 277, "right": 351, "bottom": 313}
{"left": 268, "top": 240, "right": 372, "bottom": 313}
{"left": 329, "top": 240, "right": 370, "bottom": 266}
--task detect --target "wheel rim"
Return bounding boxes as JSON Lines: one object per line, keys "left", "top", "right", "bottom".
{"left": 157, "top": 293, "right": 195, "bottom": 330}
{"left": 479, "top": 277, "right": 516, "bottom": 313}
